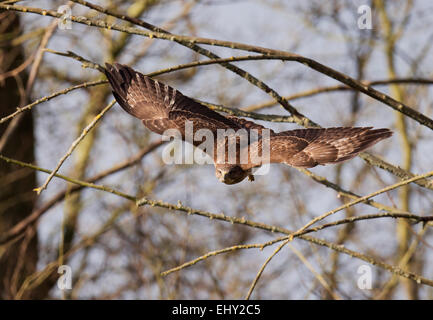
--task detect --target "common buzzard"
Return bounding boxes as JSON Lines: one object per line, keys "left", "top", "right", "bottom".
{"left": 105, "top": 63, "right": 392, "bottom": 185}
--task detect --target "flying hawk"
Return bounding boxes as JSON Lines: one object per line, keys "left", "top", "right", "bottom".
{"left": 105, "top": 63, "right": 392, "bottom": 185}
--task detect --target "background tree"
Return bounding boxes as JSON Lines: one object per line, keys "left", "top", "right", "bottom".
{"left": 0, "top": 0, "right": 432, "bottom": 299}
{"left": 0, "top": 10, "right": 37, "bottom": 299}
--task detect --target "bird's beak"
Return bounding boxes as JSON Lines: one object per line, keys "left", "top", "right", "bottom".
{"left": 216, "top": 169, "right": 227, "bottom": 182}
{"left": 221, "top": 172, "right": 230, "bottom": 183}
{"left": 216, "top": 168, "right": 250, "bottom": 185}
{"left": 217, "top": 170, "right": 237, "bottom": 185}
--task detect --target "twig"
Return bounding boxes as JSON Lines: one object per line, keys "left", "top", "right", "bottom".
{"left": 200, "top": 101, "right": 295, "bottom": 124}
{"left": 161, "top": 211, "right": 432, "bottom": 278}
{"left": 34, "top": 99, "right": 116, "bottom": 194}
{"left": 161, "top": 243, "right": 271, "bottom": 277}
{"left": 0, "top": 80, "right": 106, "bottom": 124}
{"left": 359, "top": 153, "right": 433, "bottom": 191}
{"left": 245, "top": 238, "right": 290, "bottom": 299}
{"left": 43, "top": 48, "right": 105, "bottom": 72}
{"left": 0, "top": 141, "right": 163, "bottom": 245}
{"left": 70, "top": 0, "right": 309, "bottom": 123}
{"left": 288, "top": 243, "right": 341, "bottom": 300}
{"left": 1, "top": 154, "right": 433, "bottom": 288}
{"left": 289, "top": 170, "right": 433, "bottom": 241}
{"left": 0, "top": 154, "right": 136, "bottom": 201}
{"left": 0, "top": 19, "right": 57, "bottom": 152}
{"left": 2, "top": 3, "right": 432, "bottom": 130}
{"left": 244, "top": 78, "right": 433, "bottom": 112}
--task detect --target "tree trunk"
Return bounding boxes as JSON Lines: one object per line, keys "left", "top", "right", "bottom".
{"left": 0, "top": 11, "right": 37, "bottom": 300}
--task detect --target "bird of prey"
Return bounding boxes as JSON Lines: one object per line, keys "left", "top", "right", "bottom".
{"left": 105, "top": 63, "right": 392, "bottom": 185}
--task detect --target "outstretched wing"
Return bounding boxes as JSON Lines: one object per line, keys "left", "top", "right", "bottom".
{"left": 104, "top": 63, "right": 241, "bottom": 137}
{"left": 244, "top": 127, "right": 392, "bottom": 169}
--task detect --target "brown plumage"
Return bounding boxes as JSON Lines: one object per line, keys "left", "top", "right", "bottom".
{"left": 105, "top": 63, "right": 392, "bottom": 185}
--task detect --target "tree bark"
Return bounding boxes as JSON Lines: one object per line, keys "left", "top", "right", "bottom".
{"left": 0, "top": 11, "right": 37, "bottom": 299}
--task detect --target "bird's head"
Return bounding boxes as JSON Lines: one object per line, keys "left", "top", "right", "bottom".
{"left": 215, "top": 164, "right": 253, "bottom": 185}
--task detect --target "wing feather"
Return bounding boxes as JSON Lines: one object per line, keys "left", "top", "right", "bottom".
{"left": 105, "top": 63, "right": 241, "bottom": 137}
{"left": 244, "top": 127, "right": 392, "bottom": 169}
